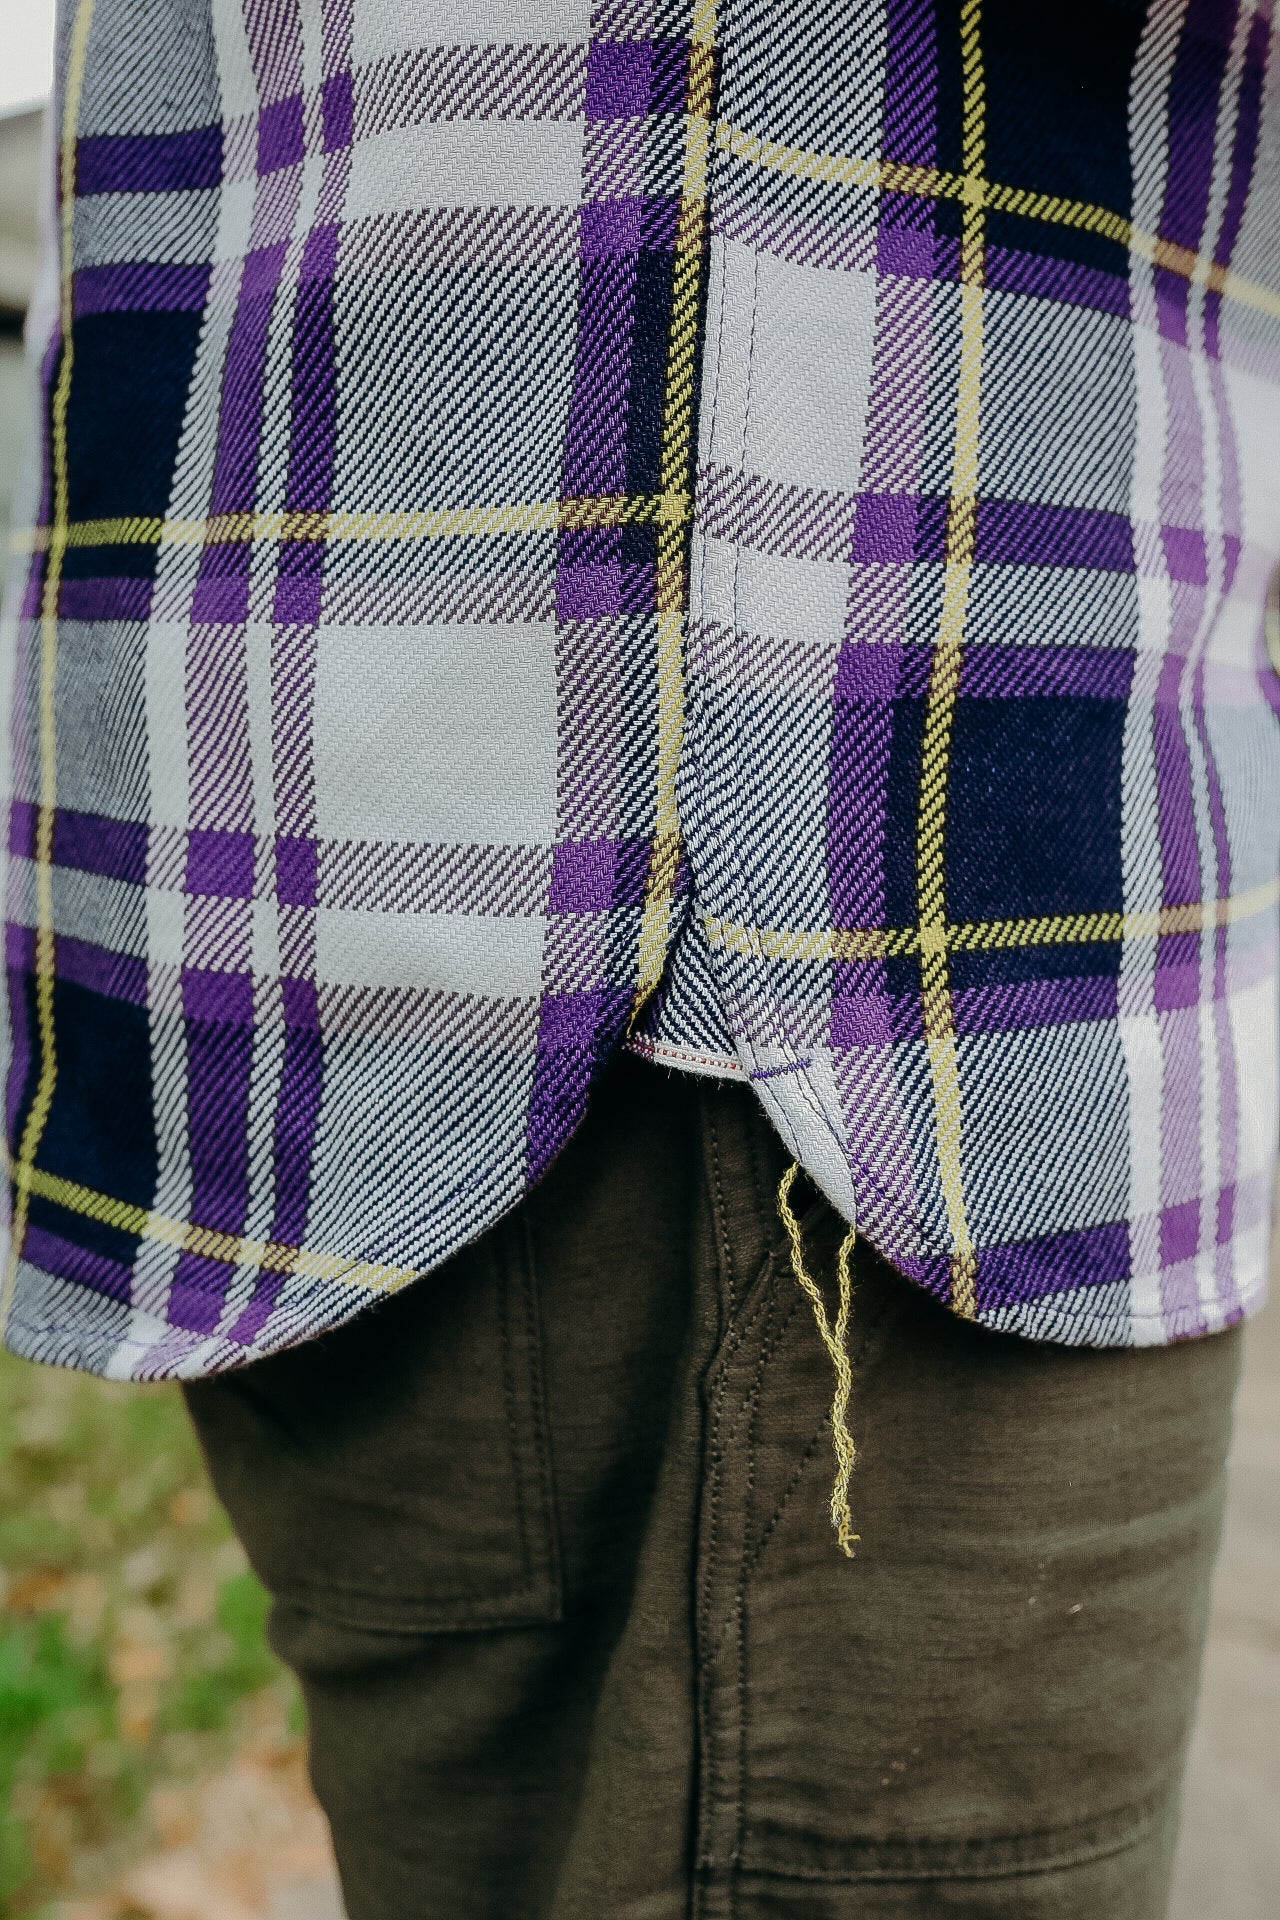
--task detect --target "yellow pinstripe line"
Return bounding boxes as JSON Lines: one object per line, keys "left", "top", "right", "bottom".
{"left": 716, "top": 121, "right": 1280, "bottom": 323}
{"left": 5, "top": 1155, "right": 418, "bottom": 1297}
{"left": 701, "top": 875, "right": 1280, "bottom": 965}
{"left": 2, "top": 0, "right": 97, "bottom": 1336}
{"left": 915, "top": 0, "right": 985, "bottom": 1316}
{"left": 1124, "top": 229, "right": 1280, "bottom": 320}
{"left": 716, "top": 119, "right": 944, "bottom": 200}
{"left": 14, "top": 488, "right": 694, "bottom": 555}
{"left": 945, "top": 885, "right": 1280, "bottom": 948}
{"left": 5, "top": 6, "right": 716, "bottom": 1285}
{"left": 632, "top": 0, "right": 718, "bottom": 1017}
{"left": 981, "top": 175, "right": 1130, "bottom": 245}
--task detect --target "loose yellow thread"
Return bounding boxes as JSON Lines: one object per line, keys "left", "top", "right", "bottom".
{"left": 777, "top": 1163, "right": 858, "bottom": 1556}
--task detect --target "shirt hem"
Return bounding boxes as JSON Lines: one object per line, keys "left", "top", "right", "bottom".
{"left": 624, "top": 1033, "right": 747, "bottom": 1081}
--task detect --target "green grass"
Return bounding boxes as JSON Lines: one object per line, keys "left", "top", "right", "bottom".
{"left": 0, "top": 1347, "right": 298, "bottom": 1912}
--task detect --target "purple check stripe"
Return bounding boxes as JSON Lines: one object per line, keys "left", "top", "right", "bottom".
{"left": 4, "top": 0, "right": 1277, "bottom": 1381}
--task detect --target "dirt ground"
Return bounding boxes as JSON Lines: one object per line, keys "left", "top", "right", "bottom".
{"left": 51, "top": 1697, "right": 343, "bottom": 1920}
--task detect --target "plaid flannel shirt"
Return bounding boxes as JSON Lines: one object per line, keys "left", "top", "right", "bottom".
{"left": 3, "top": 0, "right": 1278, "bottom": 1379}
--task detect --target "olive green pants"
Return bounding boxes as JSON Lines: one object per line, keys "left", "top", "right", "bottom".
{"left": 186, "top": 1055, "right": 1240, "bottom": 1920}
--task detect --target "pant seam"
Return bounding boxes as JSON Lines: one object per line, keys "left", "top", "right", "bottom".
{"left": 516, "top": 1207, "right": 563, "bottom": 1619}
{"left": 497, "top": 1220, "right": 534, "bottom": 1591}
{"left": 702, "top": 1184, "right": 831, "bottom": 1408}
{"left": 734, "top": 1587, "right": 747, "bottom": 1920}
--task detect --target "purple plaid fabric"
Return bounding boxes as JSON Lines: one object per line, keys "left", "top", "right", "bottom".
{"left": 2, "top": 0, "right": 1278, "bottom": 1378}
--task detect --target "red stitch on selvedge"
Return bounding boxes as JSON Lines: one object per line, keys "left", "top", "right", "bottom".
{"left": 627, "top": 1034, "right": 747, "bottom": 1076}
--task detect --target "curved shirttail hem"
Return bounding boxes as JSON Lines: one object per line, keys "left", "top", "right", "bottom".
{"left": 1, "top": 1270, "right": 401, "bottom": 1370}
{"left": 628, "top": 982, "right": 1274, "bottom": 1350}
{"left": 4, "top": 1315, "right": 252, "bottom": 1380}
{"left": 7, "top": 1229, "right": 1266, "bottom": 1381}
{"left": 1, "top": 1156, "right": 534, "bottom": 1379}
{"left": 3, "top": 1280, "right": 404, "bottom": 1378}
{"left": 977, "top": 1290, "right": 1256, "bottom": 1349}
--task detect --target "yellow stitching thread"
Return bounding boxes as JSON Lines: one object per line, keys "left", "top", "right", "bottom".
{"left": 715, "top": 120, "right": 1280, "bottom": 322}
{"left": 914, "top": 0, "right": 985, "bottom": 1318}
{"left": 632, "top": 1, "right": 718, "bottom": 1018}
{"left": 777, "top": 1163, "right": 858, "bottom": 1557}
{"left": 2, "top": 0, "right": 97, "bottom": 1336}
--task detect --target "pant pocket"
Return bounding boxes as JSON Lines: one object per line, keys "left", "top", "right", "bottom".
{"left": 694, "top": 1231, "right": 1240, "bottom": 1896}
{"left": 184, "top": 1207, "right": 561, "bottom": 1634}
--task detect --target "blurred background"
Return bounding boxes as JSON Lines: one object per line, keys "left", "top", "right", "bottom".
{"left": 0, "top": 3, "right": 1276, "bottom": 1916}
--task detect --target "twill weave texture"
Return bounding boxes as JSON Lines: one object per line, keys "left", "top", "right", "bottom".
{"left": 3, "top": 0, "right": 1279, "bottom": 1377}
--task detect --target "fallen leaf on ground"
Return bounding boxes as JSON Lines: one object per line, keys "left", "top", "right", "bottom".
{"left": 6, "top": 1564, "right": 71, "bottom": 1611}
